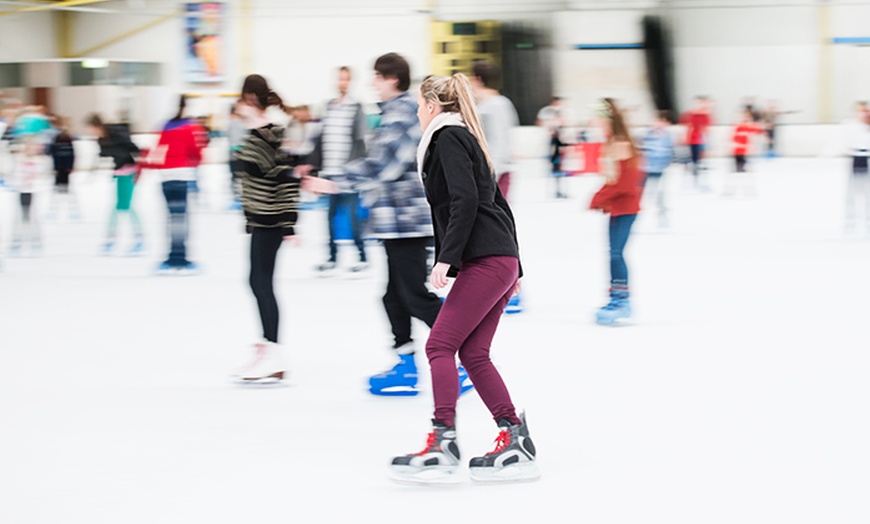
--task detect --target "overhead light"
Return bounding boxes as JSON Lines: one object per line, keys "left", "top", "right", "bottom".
{"left": 81, "top": 59, "right": 109, "bottom": 69}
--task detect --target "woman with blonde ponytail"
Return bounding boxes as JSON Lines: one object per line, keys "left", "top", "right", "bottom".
{"left": 389, "top": 73, "right": 540, "bottom": 485}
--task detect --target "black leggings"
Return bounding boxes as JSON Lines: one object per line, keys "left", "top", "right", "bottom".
{"left": 250, "top": 228, "right": 284, "bottom": 343}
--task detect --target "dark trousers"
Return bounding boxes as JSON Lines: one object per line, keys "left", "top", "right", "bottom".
{"left": 162, "top": 181, "right": 189, "bottom": 266}
{"left": 609, "top": 214, "right": 637, "bottom": 288}
{"left": 327, "top": 192, "right": 366, "bottom": 263}
{"left": 427, "top": 256, "right": 520, "bottom": 428}
{"left": 734, "top": 154, "right": 747, "bottom": 173}
{"left": 229, "top": 158, "right": 243, "bottom": 201}
{"left": 550, "top": 134, "right": 567, "bottom": 197}
{"left": 689, "top": 144, "right": 704, "bottom": 177}
{"left": 250, "top": 228, "right": 284, "bottom": 343}
{"left": 382, "top": 237, "right": 443, "bottom": 348}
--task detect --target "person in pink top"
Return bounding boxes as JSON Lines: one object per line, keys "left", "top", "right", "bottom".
{"left": 679, "top": 96, "right": 713, "bottom": 189}
{"left": 148, "top": 95, "right": 207, "bottom": 274}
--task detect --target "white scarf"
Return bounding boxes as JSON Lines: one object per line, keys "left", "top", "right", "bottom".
{"left": 417, "top": 111, "right": 466, "bottom": 178}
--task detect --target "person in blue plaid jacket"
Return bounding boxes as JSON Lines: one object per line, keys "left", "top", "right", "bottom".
{"left": 344, "top": 53, "right": 444, "bottom": 396}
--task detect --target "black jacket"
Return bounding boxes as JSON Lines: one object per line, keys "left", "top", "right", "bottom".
{"left": 422, "top": 125, "right": 521, "bottom": 277}
{"left": 98, "top": 123, "right": 139, "bottom": 170}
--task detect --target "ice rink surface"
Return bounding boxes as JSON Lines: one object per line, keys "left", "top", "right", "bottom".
{"left": 1, "top": 156, "right": 868, "bottom": 524}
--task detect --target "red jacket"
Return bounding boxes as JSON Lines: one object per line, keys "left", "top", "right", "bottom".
{"left": 679, "top": 110, "right": 711, "bottom": 145}
{"left": 152, "top": 118, "right": 207, "bottom": 169}
{"left": 590, "top": 156, "right": 645, "bottom": 216}
{"left": 732, "top": 122, "right": 763, "bottom": 156}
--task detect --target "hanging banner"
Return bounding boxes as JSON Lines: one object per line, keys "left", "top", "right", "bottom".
{"left": 184, "top": 2, "right": 224, "bottom": 83}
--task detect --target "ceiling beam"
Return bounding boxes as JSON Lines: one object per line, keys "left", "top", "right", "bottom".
{"left": 0, "top": 0, "right": 112, "bottom": 17}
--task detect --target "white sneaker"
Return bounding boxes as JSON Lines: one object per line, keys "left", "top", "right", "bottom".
{"left": 231, "top": 341, "right": 287, "bottom": 384}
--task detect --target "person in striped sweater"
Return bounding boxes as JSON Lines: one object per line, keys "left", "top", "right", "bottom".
{"left": 230, "top": 74, "right": 336, "bottom": 384}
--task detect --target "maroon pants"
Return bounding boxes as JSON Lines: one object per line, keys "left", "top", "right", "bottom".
{"left": 426, "top": 256, "right": 521, "bottom": 428}
{"left": 497, "top": 172, "right": 511, "bottom": 201}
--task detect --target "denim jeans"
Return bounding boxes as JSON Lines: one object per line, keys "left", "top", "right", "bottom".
{"left": 327, "top": 192, "right": 366, "bottom": 263}
{"left": 609, "top": 214, "right": 636, "bottom": 288}
{"left": 162, "top": 180, "right": 189, "bottom": 266}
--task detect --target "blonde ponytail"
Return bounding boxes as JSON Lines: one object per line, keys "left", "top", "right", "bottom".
{"left": 450, "top": 73, "right": 495, "bottom": 175}
{"left": 420, "top": 73, "right": 496, "bottom": 175}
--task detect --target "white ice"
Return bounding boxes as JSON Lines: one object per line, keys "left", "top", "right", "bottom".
{"left": 1, "top": 156, "right": 868, "bottom": 524}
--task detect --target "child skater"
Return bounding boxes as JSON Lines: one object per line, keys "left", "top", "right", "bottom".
{"left": 86, "top": 114, "right": 144, "bottom": 255}
{"left": 724, "top": 107, "right": 765, "bottom": 197}
{"left": 10, "top": 136, "right": 49, "bottom": 256}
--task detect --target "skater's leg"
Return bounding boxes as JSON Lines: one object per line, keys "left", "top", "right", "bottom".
{"left": 326, "top": 192, "right": 339, "bottom": 263}
{"left": 346, "top": 192, "right": 367, "bottom": 263}
{"left": 382, "top": 239, "right": 414, "bottom": 347}
{"left": 249, "top": 227, "right": 284, "bottom": 343}
{"left": 388, "top": 237, "right": 443, "bottom": 329}
{"left": 609, "top": 214, "right": 636, "bottom": 289}
{"left": 426, "top": 256, "right": 519, "bottom": 428}
{"left": 162, "top": 180, "right": 189, "bottom": 266}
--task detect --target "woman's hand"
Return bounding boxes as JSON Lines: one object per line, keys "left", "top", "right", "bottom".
{"left": 293, "top": 164, "right": 313, "bottom": 178}
{"left": 430, "top": 262, "right": 451, "bottom": 290}
{"left": 301, "top": 175, "right": 338, "bottom": 195}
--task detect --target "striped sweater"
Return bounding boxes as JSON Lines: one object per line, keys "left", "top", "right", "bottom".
{"left": 235, "top": 124, "right": 301, "bottom": 235}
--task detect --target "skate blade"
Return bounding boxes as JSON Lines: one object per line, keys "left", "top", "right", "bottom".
{"left": 595, "top": 317, "right": 632, "bottom": 327}
{"left": 469, "top": 462, "right": 541, "bottom": 484}
{"left": 389, "top": 466, "right": 461, "bottom": 486}
{"left": 232, "top": 372, "right": 287, "bottom": 387}
{"left": 370, "top": 385, "right": 419, "bottom": 397}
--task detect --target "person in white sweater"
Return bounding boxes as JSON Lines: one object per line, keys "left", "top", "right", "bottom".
{"left": 470, "top": 61, "right": 519, "bottom": 200}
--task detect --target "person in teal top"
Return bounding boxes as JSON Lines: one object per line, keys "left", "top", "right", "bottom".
{"left": 86, "top": 114, "right": 144, "bottom": 256}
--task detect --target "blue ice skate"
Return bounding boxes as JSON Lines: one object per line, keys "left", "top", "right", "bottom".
{"left": 369, "top": 354, "right": 419, "bottom": 396}
{"left": 458, "top": 366, "right": 474, "bottom": 396}
{"left": 156, "top": 261, "right": 174, "bottom": 275}
{"left": 595, "top": 296, "right": 632, "bottom": 325}
{"left": 127, "top": 240, "right": 144, "bottom": 257}
{"left": 178, "top": 261, "right": 200, "bottom": 275}
{"left": 504, "top": 292, "right": 523, "bottom": 315}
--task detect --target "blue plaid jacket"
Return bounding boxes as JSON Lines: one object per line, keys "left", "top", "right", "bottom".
{"left": 345, "top": 92, "right": 433, "bottom": 239}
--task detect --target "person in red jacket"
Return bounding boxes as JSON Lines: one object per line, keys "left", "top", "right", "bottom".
{"left": 679, "top": 96, "right": 712, "bottom": 190}
{"left": 149, "top": 95, "right": 207, "bottom": 274}
{"left": 589, "top": 98, "right": 645, "bottom": 325}
{"left": 725, "top": 107, "right": 765, "bottom": 197}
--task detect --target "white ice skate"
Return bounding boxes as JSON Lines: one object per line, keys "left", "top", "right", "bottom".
{"left": 231, "top": 341, "right": 287, "bottom": 386}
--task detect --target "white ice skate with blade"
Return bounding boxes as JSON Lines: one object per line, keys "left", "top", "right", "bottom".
{"left": 231, "top": 341, "right": 287, "bottom": 386}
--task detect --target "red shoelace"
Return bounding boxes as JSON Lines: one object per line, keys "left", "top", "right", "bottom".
{"left": 416, "top": 430, "right": 439, "bottom": 455}
{"left": 486, "top": 430, "right": 511, "bottom": 456}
